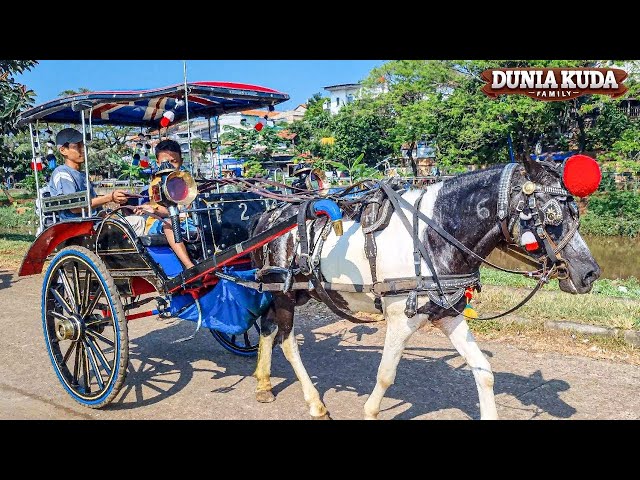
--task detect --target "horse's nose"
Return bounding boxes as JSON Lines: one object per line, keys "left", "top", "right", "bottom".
{"left": 582, "top": 267, "right": 601, "bottom": 287}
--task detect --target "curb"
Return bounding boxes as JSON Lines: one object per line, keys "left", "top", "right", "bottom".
{"left": 512, "top": 317, "right": 640, "bottom": 348}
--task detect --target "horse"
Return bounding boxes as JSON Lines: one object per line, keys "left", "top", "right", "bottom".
{"left": 249, "top": 154, "right": 601, "bottom": 419}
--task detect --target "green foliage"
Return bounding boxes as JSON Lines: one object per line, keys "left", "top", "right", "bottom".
{"left": 243, "top": 159, "right": 267, "bottom": 178}
{"left": 331, "top": 104, "right": 394, "bottom": 167}
{"left": 581, "top": 190, "right": 640, "bottom": 236}
{"left": 327, "top": 153, "right": 382, "bottom": 182}
{"left": 598, "top": 165, "right": 617, "bottom": 192}
{"left": 0, "top": 61, "right": 38, "bottom": 135}
{"left": 587, "top": 190, "right": 640, "bottom": 218}
{"left": 0, "top": 204, "right": 38, "bottom": 229}
{"left": 21, "top": 172, "right": 45, "bottom": 195}
{"left": 580, "top": 214, "right": 640, "bottom": 237}
{"left": 611, "top": 127, "right": 640, "bottom": 163}
{"left": 220, "top": 125, "right": 290, "bottom": 175}
{"left": 118, "top": 161, "right": 143, "bottom": 186}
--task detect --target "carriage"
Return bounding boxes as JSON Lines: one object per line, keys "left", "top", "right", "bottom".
{"left": 17, "top": 81, "right": 343, "bottom": 408}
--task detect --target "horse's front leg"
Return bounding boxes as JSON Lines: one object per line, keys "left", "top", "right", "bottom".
{"left": 434, "top": 315, "right": 498, "bottom": 420}
{"left": 364, "top": 298, "right": 425, "bottom": 420}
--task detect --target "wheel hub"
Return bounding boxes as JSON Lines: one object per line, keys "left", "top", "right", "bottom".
{"left": 54, "top": 315, "right": 83, "bottom": 342}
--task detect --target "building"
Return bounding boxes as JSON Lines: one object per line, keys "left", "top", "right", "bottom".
{"left": 323, "top": 83, "right": 361, "bottom": 115}
{"left": 272, "top": 104, "right": 307, "bottom": 123}
{"left": 323, "top": 79, "right": 389, "bottom": 115}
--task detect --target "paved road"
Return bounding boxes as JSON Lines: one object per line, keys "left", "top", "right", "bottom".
{"left": 1, "top": 271, "right": 638, "bottom": 420}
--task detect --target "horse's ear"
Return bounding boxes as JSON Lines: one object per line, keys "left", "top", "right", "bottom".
{"left": 521, "top": 139, "right": 546, "bottom": 182}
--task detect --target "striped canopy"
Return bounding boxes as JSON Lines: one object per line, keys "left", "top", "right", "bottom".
{"left": 17, "top": 81, "right": 290, "bottom": 127}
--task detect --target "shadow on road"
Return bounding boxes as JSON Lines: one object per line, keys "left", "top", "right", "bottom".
{"left": 0, "top": 272, "right": 17, "bottom": 291}
{"left": 104, "top": 317, "right": 576, "bottom": 419}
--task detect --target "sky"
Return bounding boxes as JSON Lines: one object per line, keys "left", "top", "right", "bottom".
{"left": 16, "top": 60, "right": 386, "bottom": 111}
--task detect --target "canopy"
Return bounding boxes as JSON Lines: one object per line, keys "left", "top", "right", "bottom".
{"left": 17, "top": 81, "right": 290, "bottom": 127}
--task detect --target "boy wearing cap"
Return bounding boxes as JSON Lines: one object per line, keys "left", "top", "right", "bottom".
{"left": 49, "top": 127, "right": 146, "bottom": 235}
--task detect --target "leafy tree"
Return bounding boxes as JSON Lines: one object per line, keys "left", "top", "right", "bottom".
{"left": 220, "top": 125, "right": 289, "bottom": 173}
{"left": 284, "top": 93, "right": 332, "bottom": 158}
{"left": 355, "top": 59, "right": 640, "bottom": 173}
{"left": 0, "top": 61, "right": 38, "bottom": 198}
{"left": 190, "top": 138, "right": 211, "bottom": 176}
{"left": 0, "top": 61, "right": 38, "bottom": 135}
{"left": 331, "top": 103, "right": 394, "bottom": 167}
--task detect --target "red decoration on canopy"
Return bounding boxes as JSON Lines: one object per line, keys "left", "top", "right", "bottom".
{"left": 160, "top": 110, "right": 175, "bottom": 128}
{"left": 31, "top": 157, "right": 43, "bottom": 171}
{"left": 563, "top": 155, "right": 601, "bottom": 197}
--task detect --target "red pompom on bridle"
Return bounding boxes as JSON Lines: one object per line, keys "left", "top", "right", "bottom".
{"left": 562, "top": 154, "right": 602, "bottom": 197}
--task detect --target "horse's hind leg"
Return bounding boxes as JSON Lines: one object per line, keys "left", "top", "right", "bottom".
{"left": 364, "top": 299, "right": 425, "bottom": 420}
{"left": 254, "top": 307, "right": 278, "bottom": 403}
{"left": 434, "top": 315, "right": 498, "bottom": 420}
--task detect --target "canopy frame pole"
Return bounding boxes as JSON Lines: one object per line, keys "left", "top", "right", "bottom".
{"left": 80, "top": 109, "right": 92, "bottom": 217}
{"left": 28, "top": 123, "right": 43, "bottom": 232}
{"left": 183, "top": 60, "right": 193, "bottom": 175}
{"left": 207, "top": 116, "right": 214, "bottom": 180}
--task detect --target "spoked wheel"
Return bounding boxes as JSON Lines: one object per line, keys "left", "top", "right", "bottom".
{"left": 209, "top": 318, "right": 261, "bottom": 357}
{"left": 42, "top": 246, "right": 128, "bottom": 408}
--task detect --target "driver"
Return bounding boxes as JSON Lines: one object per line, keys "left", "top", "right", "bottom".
{"left": 49, "top": 128, "right": 147, "bottom": 235}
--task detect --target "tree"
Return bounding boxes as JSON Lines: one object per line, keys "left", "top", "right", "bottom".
{"left": 190, "top": 138, "right": 211, "bottom": 176}
{"left": 0, "top": 61, "right": 38, "bottom": 135}
{"left": 331, "top": 103, "right": 394, "bottom": 167}
{"left": 356, "top": 60, "right": 640, "bottom": 172}
{"left": 220, "top": 125, "right": 289, "bottom": 173}
{"left": 0, "top": 61, "right": 38, "bottom": 199}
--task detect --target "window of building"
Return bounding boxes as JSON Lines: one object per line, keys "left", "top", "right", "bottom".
{"left": 346, "top": 94, "right": 354, "bottom": 104}
{"left": 336, "top": 97, "right": 341, "bottom": 106}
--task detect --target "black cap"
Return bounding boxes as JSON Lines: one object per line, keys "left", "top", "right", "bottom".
{"left": 56, "top": 128, "right": 84, "bottom": 146}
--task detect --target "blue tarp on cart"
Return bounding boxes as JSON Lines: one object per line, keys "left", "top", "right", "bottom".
{"left": 169, "top": 267, "right": 272, "bottom": 335}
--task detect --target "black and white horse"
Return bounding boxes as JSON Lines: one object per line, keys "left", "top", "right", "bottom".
{"left": 250, "top": 155, "right": 601, "bottom": 419}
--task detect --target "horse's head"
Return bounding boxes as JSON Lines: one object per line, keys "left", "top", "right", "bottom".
{"left": 505, "top": 154, "right": 601, "bottom": 294}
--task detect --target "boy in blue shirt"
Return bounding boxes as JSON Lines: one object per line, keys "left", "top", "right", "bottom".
{"left": 49, "top": 128, "right": 146, "bottom": 235}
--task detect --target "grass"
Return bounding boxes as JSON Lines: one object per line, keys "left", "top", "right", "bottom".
{"left": 0, "top": 233, "right": 34, "bottom": 271}
{"left": 480, "top": 267, "right": 640, "bottom": 300}
{"left": 471, "top": 284, "right": 640, "bottom": 330}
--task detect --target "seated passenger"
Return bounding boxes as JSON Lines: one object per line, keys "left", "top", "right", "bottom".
{"left": 133, "top": 139, "right": 195, "bottom": 270}
{"left": 49, "top": 127, "right": 146, "bottom": 235}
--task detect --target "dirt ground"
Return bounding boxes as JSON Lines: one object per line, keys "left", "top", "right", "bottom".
{"left": 1, "top": 271, "right": 638, "bottom": 420}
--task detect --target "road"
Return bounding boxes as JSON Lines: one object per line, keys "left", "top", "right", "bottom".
{"left": 1, "top": 271, "right": 638, "bottom": 420}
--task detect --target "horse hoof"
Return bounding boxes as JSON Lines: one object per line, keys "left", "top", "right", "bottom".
{"left": 256, "top": 391, "right": 276, "bottom": 403}
{"left": 312, "top": 412, "right": 332, "bottom": 420}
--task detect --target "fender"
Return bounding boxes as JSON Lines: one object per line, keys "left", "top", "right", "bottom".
{"left": 19, "top": 219, "right": 98, "bottom": 276}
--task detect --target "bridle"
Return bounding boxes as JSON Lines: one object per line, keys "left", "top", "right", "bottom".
{"left": 497, "top": 162, "right": 581, "bottom": 281}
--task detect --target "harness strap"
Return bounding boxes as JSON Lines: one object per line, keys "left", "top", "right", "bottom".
{"left": 379, "top": 183, "right": 448, "bottom": 312}
{"left": 297, "top": 201, "right": 313, "bottom": 275}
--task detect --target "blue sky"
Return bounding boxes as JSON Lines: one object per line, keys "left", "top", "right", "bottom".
{"left": 16, "top": 60, "right": 386, "bottom": 111}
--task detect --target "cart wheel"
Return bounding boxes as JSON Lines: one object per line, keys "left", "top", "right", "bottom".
{"left": 209, "top": 318, "right": 261, "bottom": 357}
{"left": 42, "top": 246, "right": 128, "bottom": 408}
